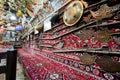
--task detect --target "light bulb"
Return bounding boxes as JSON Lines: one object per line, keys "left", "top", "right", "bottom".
{"left": 10, "top": 15, "right": 17, "bottom": 21}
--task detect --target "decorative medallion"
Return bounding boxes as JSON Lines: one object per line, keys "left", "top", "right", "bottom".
{"left": 96, "top": 55, "right": 120, "bottom": 73}
{"left": 74, "top": 62, "right": 79, "bottom": 68}
{"left": 103, "top": 73, "right": 114, "bottom": 80}
{"left": 45, "top": 72, "right": 63, "bottom": 80}
{"left": 93, "top": 68, "right": 100, "bottom": 76}
{"left": 90, "top": 4, "right": 120, "bottom": 20}
{"left": 63, "top": 1, "right": 84, "bottom": 26}
{"left": 75, "top": 29, "right": 94, "bottom": 40}
{"left": 79, "top": 53, "right": 96, "bottom": 65}
{"left": 79, "top": 64, "right": 85, "bottom": 70}
{"left": 95, "top": 30, "right": 113, "bottom": 43}
{"left": 85, "top": 66, "right": 91, "bottom": 72}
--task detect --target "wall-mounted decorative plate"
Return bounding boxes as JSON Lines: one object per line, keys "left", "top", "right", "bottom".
{"left": 79, "top": 53, "right": 96, "bottom": 65}
{"left": 75, "top": 29, "right": 94, "bottom": 40}
{"left": 96, "top": 55, "right": 120, "bottom": 73}
{"left": 95, "top": 30, "right": 113, "bottom": 43}
{"left": 63, "top": 1, "right": 84, "bottom": 26}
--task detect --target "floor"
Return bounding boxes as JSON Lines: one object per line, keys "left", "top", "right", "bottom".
{"left": 0, "top": 74, "right": 5, "bottom": 80}
{"left": 16, "top": 59, "right": 26, "bottom": 80}
{"left": 0, "top": 58, "right": 27, "bottom": 80}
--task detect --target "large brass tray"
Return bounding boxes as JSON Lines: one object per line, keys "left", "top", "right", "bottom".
{"left": 63, "top": 1, "right": 84, "bottom": 26}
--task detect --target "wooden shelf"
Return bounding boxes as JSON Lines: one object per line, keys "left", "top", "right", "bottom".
{"left": 53, "top": 48, "right": 101, "bottom": 53}
{"left": 53, "top": 49, "right": 87, "bottom": 53}
{"left": 22, "top": 27, "right": 34, "bottom": 39}
{"left": 22, "top": 0, "right": 113, "bottom": 40}
{"left": 46, "top": 22, "right": 64, "bottom": 32}
{"left": 29, "top": 0, "right": 107, "bottom": 25}
{"left": 29, "top": 7, "right": 41, "bottom": 24}
{"left": 52, "top": 25, "right": 68, "bottom": 34}
{"left": 31, "top": 43, "right": 53, "bottom": 45}
{"left": 87, "top": 21, "right": 120, "bottom": 28}
{"left": 39, "top": 38, "right": 54, "bottom": 40}
{"left": 52, "top": 40, "right": 64, "bottom": 46}
{"left": 22, "top": 0, "right": 72, "bottom": 39}
{"left": 52, "top": 21, "right": 120, "bottom": 39}
{"left": 40, "top": 33, "right": 53, "bottom": 35}
{"left": 39, "top": 20, "right": 97, "bottom": 40}
{"left": 53, "top": 49, "right": 120, "bottom": 55}
{"left": 110, "top": 32, "right": 120, "bottom": 35}
{"left": 46, "top": 0, "right": 108, "bottom": 32}
{"left": 22, "top": 0, "right": 108, "bottom": 38}
{"left": 52, "top": 22, "right": 64, "bottom": 30}
{"left": 85, "top": 0, "right": 107, "bottom": 10}
{"left": 51, "top": 21, "right": 120, "bottom": 39}
{"left": 87, "top": 50, "right": 120, "bottom": 55}
{"left": 35, "top": 0, "right": 72, "bottom": 27}
{"left": 39, "top": 45, "right": 53, "bottom": 48}
{"left": 39, "top": 21, "right": 120, "bottom": 40}
{"left": 30, "top": 43, "right": 41, "bottom": 45}
{"left": 53, "top": 20, "right": 97, "bottom": 39}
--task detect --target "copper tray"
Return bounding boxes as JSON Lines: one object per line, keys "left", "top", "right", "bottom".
{"left": 79, "top": 53, "right": 96, "bottom": 65}
{"left": 63, "top": 1, "right": 84, "bottom": 26}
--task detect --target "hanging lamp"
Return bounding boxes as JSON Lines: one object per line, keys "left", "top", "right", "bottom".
{"left": 16, "top": 9, "right": 22, "bottom": 17}
{"left": 3, "top": 2, "right": 9, "bottom": 11}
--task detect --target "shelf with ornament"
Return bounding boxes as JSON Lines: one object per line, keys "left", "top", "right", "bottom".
{"left": 53, "top": 49, "right": 120, "bottom": 55}
{"left": 22, "top": 0, "right": 72, "bottom": 39}
{"left": 22, "top": 0, "right": 111, "bottom": 39}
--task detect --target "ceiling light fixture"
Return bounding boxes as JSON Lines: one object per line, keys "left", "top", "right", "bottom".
{"left": 10, "top": 14, "right": 17, "bottom": 21}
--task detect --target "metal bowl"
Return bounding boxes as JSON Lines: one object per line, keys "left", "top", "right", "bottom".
{"left": 35, "top": 25, "right": 43, "bottom": 31}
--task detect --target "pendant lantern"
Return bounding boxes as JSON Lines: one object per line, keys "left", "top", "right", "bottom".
{"left": 16, "top": 10, "right": 22, "bottom": 17}
{"left": 15, "top": 25, "right": 22, "bottom": 31}
{"left": 3, "top": 2, "right": 9, "bottom": 11}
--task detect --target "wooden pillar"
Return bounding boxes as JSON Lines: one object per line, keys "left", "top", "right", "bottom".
{"left": 6, "top": 50, "right": 17, "bottom": 80}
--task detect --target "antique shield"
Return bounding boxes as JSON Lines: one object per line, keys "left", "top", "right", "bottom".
{"left": 63, "top": 1, "right": 84, "bottom": 26}
{"left": 90, "top": 4, "right": 113, "bottom": 20}
{"left": 96, "top": 55, "right": 120, "bottom": 73}
{"left": 95, "top": 30, "right": 113, "bottom": 43}
{"left": 75, "top": 29, "right": 94, "bottom": 40}
{"left": 79, "top": 53, "right": 96, "bottom": 65}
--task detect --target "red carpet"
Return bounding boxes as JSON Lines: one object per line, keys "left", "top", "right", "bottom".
{"left": 18, "top": 49, "right": 104, "bottom": 80}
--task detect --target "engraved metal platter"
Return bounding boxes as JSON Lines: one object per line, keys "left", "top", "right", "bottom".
{"left": 75, "top": 29, "right": 94, "bottom": 40}
{"left": 79, "top": 53, "right": 96, "bottom": 65}
{"left": 95, "top": 30, "right": 113, "bottom": 43}
{"left": 90, "top": 4, "right": 120, "bottom": 20}
{"left": 96, "top": 55, "right": 120, "bottom": 73}
{"left": 63, "top": 1, "right": 84, "bottom": 26}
